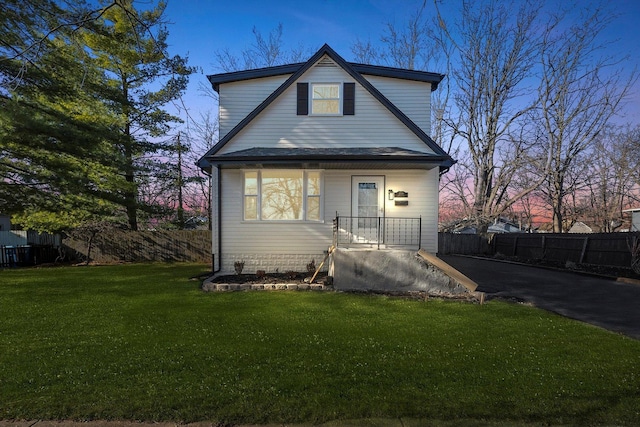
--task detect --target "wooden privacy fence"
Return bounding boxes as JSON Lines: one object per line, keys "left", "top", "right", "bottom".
{"left": 493, "top": 232, "right": 640, "bottom": 268}
{"left": 438, "top": 232, "right": 493, "bottom": 255}
{"left": 439, "top": 232, "right": 640, "bottom": 269}
{"left": 63, "top": 230, "right": 212, "bottom": 264}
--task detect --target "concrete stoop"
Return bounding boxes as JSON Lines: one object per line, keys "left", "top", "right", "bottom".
{"left": 331, "top": 247, "right": 478, "bottom": 295}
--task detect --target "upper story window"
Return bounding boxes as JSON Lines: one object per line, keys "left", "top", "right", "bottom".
{"left": 297, "top": 82, "right": 355, "bottom": 116}
{"left": 311, "top": 83, "right": 340, "bottom": 115}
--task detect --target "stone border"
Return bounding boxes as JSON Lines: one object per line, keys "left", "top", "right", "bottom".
{"left": 200, "top": 282, "right": 484, "bottom": 304}
{"left": 202, "top": 282, "right": 330, "bottom": 292}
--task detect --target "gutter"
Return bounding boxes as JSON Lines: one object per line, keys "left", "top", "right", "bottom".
{"left": 216, "top": 165, "right": 222, "bottom": 274}
{"left": 200, "top": 164, "right": 222, "bottom": 274}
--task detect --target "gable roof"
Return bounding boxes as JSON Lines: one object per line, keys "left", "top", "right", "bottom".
{"left": 198, "top": 44, "right": 453, "bottom": 170}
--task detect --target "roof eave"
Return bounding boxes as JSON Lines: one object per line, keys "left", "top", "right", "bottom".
{"left": 207, "top": 61, "right": 446, "bottom": 93}
{"left": 206, "top": 155, "right": 454, "bottom": 171}
{"left": 207, "top": 62, "right": 303, "bottom": 92}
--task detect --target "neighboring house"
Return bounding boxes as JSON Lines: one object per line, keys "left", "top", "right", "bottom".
{"left": 568, "top": 221, "right": 594, "bottom": 234}
{"left": 623, "top": 208, "right": 640, "bottom": 232}
{"left": 197, "top": 44, "right": 454, "bottom": 274}
{"left": 443, "top": 217, "right": 530, "bottom": 234}
{"left": 0, "top": 214, "right": 10, "bottom": 231}
{"left": 568, "top": 220, "right": 626, "bottom": 234}
{"left": 488, "top": 217, "right": 531, "bottom": 233}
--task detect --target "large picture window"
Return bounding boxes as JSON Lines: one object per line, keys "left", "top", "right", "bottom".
{"left": 243, "top": 170, "right": 323, "bottom": 221}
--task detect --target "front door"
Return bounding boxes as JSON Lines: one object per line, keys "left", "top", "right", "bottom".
{"left": 351, "top": 176, "right": 385, "bottom": 244}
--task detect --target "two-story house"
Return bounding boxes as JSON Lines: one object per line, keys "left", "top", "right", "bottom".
{"left": 197, "top": 44, "right": 454, "bottom": 275}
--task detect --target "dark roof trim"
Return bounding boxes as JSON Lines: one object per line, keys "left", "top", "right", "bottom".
{"left": 213, "top": 154, "right": 454, "bottom": 164}
{"left": 351, "top": 63, "right": 444, "bottom": 91}
{"left": 207, "top": 147, "right": 456, "bottom": 174}
{"left": 207, "top": 61, "right": 445, "bottom": 93}
{"left": 208, "top": 62, "right": 303, "bottom": 92}
{"left": 198, "top": 44, "right": 453, "bottom": 168}
{"left": 214, "top": 147, "right": 454, "bottom": 165}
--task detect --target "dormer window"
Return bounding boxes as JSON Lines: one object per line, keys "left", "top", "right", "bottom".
{"left": 311, "top": 83, "right": 340, "bottom": 115}
{"left": 297, "top": 82, "right": 355, "bottom": 116}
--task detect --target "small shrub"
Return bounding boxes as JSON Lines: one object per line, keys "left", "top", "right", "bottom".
{"left": 234, "top": 260, "right": 245, "bottom": 275}
{"left": 256, "top": 269, "right": 266, "bottom": 278}
{"left": 306, "top": 259, "right": 316, "bottom": 273}
{"left": 286, "top": 270, "right": 297, "bottom": 280}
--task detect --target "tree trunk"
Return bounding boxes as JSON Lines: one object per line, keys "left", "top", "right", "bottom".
{"left": 124, "top": 122, "right": 138, "bottom": 231}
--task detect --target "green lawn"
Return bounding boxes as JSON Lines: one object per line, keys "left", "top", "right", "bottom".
{"left": 1, "top": 263, "right": 639, "bottom": 426}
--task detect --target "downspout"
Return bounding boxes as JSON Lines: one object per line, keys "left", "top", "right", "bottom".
{"left": 200, "top": 164, "right": 221, "bottom": 274}
{"left": 215, "top": 164, "right": 222, "bottom": 274}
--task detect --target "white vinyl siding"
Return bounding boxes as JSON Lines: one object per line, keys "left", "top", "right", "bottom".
{"left": 216, "top": 64, "right": 436, "bottom": 155}
{"left": 218, "top": 75, "right": 291, "bottom": 138}
{"left": 363, "top": 75, "right": 432, "bottom": 134}
{"left": 219, "top": 168, "right": 439, "bottom": 257}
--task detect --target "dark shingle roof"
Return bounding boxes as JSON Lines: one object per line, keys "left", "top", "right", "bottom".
{"left": 210, "top": 147, "right": 453, "bottom": 171}
{"left": 219, "top": 147, "right": 443, "bottom": 159}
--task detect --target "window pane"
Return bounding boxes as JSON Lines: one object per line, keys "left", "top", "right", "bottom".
{"left": 312, "top": 99, "right": 339, "bottom": 114}
{"left": 358, "top": 182, "right": 378, "bottom": 208}
{"left": 244, "top": 195, "right": 257, "bottom": 220}
{"left": 313, "top": 84, "right": 339, "bottom": 99}
{"left": 244, "top": 172, "right": 257, "bottom": 195}
{"left": 311, "top": 84, "right": 340, "bottom": 114}
{"left": 307, "top": 171, "right": 321, "bottom": 195}
{"left": 261, "top": 170, "right": 303, "bottom": 220}
{"left": 307, "top": 196, "right": 320, "bottom": 221}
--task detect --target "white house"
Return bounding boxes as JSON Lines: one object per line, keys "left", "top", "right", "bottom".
{"left": 197, "top": 44, "right": 454, "bottom": 274}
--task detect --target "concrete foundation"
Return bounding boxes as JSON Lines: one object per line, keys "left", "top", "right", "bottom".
{"left": 331, "top": 248, "right": 473, "bottom": 294}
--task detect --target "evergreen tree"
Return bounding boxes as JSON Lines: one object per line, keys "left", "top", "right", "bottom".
{"left": 83, "top": 0, "right": 194, "bottom": 230}
{"left": 0, "top": 0, "right": 193, "bottom": 232}
{"left": 1, "top": 0, "right": 125, "bottom": 231}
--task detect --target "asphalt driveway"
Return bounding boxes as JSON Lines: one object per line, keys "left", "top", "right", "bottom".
{"left": 439, "top": 255, "right": 640, "bottom": 340}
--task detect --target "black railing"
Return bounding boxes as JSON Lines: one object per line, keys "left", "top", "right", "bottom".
{"left": 0, "top": 245, "right": 59, "bottom": 268}
{"left": 333, "top": 216, "right": 421, "bottom": 249}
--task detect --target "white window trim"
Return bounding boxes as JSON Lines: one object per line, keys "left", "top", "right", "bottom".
{"left": 242, "top": 169, "right": 324, "bottom": 222}
{"left": 310, "top": 82, "right": 342, "bottom": 116}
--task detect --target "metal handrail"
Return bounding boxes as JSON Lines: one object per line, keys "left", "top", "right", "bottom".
{"left": 333, "top": 216, "right": 421, "bottom": 249}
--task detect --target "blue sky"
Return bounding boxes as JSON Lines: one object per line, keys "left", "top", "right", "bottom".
{"left": 162, "top": 0, "right": 640, "bottom": 126}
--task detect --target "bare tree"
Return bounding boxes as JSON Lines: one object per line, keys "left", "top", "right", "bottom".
{"left": 351, "top": 38, "right": 380, "bottom": 65}
{"left": 213, "top": 24, "right": 310, "bottom": 72}
{"left": 184, "top": 111, "right": 219, "bottom": 225}
{"left": 577, "top": 126, "right": 640, "bottom": 231}
{"left": 534, "top": 6, "right": 636, "bottom": 232}
{"left": 434, "top": 0, "right": 548, "bottom": 231}
{"left": 379, "top": 1, "right": 433, "bottom": 70}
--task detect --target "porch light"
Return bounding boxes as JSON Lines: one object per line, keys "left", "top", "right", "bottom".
{"left": 388, "top": 189, "right": 394, "bottom": 200}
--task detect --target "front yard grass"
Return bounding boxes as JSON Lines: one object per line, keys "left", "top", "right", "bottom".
{"left": 1, "top": 263, "right": 639, "bottom": 426}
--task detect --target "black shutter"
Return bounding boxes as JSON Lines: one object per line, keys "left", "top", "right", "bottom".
{"left": 343, "top": 82, "right": 355, "bottom": 115}
{"left": 297, "top": 82, "right": 308, "bottom": 115}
